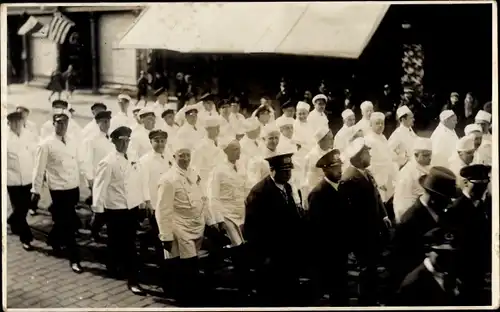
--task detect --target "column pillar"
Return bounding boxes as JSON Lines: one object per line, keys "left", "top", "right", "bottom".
{"left": 89, "top": 12, "right": 99, "bottom": 94}
{"left": 21, "top": 34, "right": 31, "bottom": 84}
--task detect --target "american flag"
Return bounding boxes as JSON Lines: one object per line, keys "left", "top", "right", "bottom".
{"left": 48, "top": 12, "right": 75, "bottom": 44}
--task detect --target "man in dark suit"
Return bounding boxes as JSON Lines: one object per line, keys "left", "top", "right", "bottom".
{"left": 393, "top": 227, "right": 464, "bottom": 306}
{"left": 308, "top": 149, "right": 349, "bottom": 306}
{"left": 244, "top": 152, "right": 306, "bottom": 306}
{"left": 388, "top": 166, "right": 458, "bottom": 296}
{"left": 338, "top": 138, "right": 392, "bottom": 306}
{"left": 443, "top": 164, "right": 492, "bottom": 306}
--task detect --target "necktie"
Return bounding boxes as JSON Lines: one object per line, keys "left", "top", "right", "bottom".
{"left": 124, "top": 154, "right": 128, "bottom": 160}
{"left": 61, "top": 136, "right": 66, "bottom": 145}
{"left": 214, "top": 140, "right": 218, "bottom": 147}
{"left": 254, "top": 140, "right": 258, "bottom": 147}
{"left": 194, "top": 126, "right": 198, "bottom": 131}
{"left": 233, "top": 164, "right": 238, "bottom": 172}
{"left": 106, "top": 134, "right": 110, "bottom": 140}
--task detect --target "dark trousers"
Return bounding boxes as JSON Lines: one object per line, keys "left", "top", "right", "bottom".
{"left": 91, "top": 212, "right": 107, "bottom": 236}
{"left": 7, "top": 184, "right": 34, "bottom": 244}
{"left": 353, "top": 243, "right": 383, "bottom": 306}
{"left": 104, "top": 207, "right": 140, "bottom": 284}
{"left": 48, "top": 187, "right": 81, "bottom": 263}
{"left": 314, "top": 251, "right": 349, "bottom": 306}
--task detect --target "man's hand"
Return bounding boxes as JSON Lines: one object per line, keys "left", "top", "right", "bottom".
{"left": 383, "top": 216, "right": 392, "bottom": 229}
{"left": 88, "top": 179, "right": 94, "bottom": 190}
{"left": 31, "top": 193, "right": 41, "bottom": 204}
{"left": 162, "top": 241, "right": 173, "bottom": 252}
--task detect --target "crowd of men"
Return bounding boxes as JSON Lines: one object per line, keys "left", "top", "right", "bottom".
{"left": 5, "top": 87, "right": 493, "bottom": 307}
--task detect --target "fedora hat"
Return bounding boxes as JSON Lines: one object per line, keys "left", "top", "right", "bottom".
{"left": 418, "top": 166, "right": 457, "bottom": 199}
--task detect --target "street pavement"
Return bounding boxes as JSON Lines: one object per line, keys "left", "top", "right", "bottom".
{"left": 4, "top": 84, "right": 436, "bottom": 309}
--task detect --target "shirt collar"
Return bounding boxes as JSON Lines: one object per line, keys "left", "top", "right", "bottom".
{"left": 424, "top": 257, "right": 445, "bottom": 279}
{"left": 420, "top": 196, "right": 439, "bottom": 223}
{"left": 324, "top": 177, "right": 339, "bottom": 190}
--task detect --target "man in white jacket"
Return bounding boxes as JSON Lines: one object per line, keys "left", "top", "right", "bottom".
{"left": 449, "top": 135, "right": 476, "bottom": 189}
{"left": 334, "top": 109, "right": 357, "bottom": 153}
{"left": 109, "top": 94, "right": 135, "bottom": 133}
{"left": 393, "top": 137, "right": 432, "bottom": 223}
{"left": 247, "top": 123, "right": 281, "bottom": 187}
{"left": 80, "top": 103, "right": 107, "bottom": 138}
{"left": 474, "top": 110, "right": 492, "bottom": 165}
{"left": 307, "top": 94, "right": 329, "bottom": 134}
{"left": 293, "top": 101, "right": 315, "bottom": 153}
{"left": 365, "top": 112, "right": 399, "bottom": 203}
{"left": 355, "top": 101, "right": 374, "bottom": 135}
{"left": 239, "top": 118, "right": 262, "bottom": 173}
{"left": 388, "top": 105, "right": 417, "bottom": 169}
{"left": 431, "top": 110, "right": 459, "bottom": 167}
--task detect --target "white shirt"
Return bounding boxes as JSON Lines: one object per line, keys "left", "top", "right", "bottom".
{"left": 293, "top": 119, "right": 315, "bottom": 152}
{"left": 246, "top": 146, "right": 278, "bottom": 187}
{"left": 82, "top": 131, "right": 114, "bottom": 181}
{"left": 388, "top": 125, "right": 418, "bottom": 168}
{"left": 277, "top": 135, "right": 303, "bottom": 187}
{"left": 175, "top": 122, "right": 206, "bottom": 144}
{"left": 129, "top": 126, "right": 153, "bottom": 159}
{"left": 92, "top": 150, "right": 144, "bottom": 212}
{"left": 81, "top": 120, "right": 99, "bottom": 139}
{"left": 207, "top": 158, "right": 248, "bottom": 226}
{"left": 355, "top": 118, "right": 371, "bottom": 136}
{"left": 334, "top": 124, "right": 356, "bottom": 153}
{"left": 430, "top": 123, "right": 459, "bottom": 168}
{"left": 219, "top": 115, "right": 237, "bottom": 139}
{"left": 393, "top": 159, "right": 430, "bottom": 223}
{"left": 139, "top": 150, "right": 174, "bottom": 208}
{"left": 24, "top": 120, "right": 40, "bottom": 144}
{"left": 109, "top": 111, "right": 136, "bottom": 133}
{"left": 40, "top": 118, "right": 82, "bottom": 142}
{"left": 32, "top": 134, "right": 82, "bottom": 193}
{"left": 7, "top": 129, "right": 35, "bottom": 186}
{"left": 191, "top": 137, "right": 225, "bottom": 192}
{"left": 306, "top": 109, "right": 329, "bottom": 133}
{"left": 229, "top": 112, "right": 246, "bottom": 134}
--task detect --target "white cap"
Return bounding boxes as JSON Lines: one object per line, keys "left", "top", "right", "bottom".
{"left": 456, "top": 135, "right": 475, "bottom": 152}
{"left": 475, "top": 110, "right": 492, "bottom": 123}
{"left": 464, "top": 123, "right": 483, "bottom": 136}
{"left": 296, "top": 101, "right": 311, "bottom": 111}
{"left": 396, "top": 105, "right": 412, "bottom": 119}
{"left": 244, "top": 117, "right": 261, "bottom": 133}
{"left": 118, "top": 94, "right": 132, "bottom": 102}
{"left": 413, "top": 137, "right": 432, "bottom": 151}
{"left": 439, "top": 110, "right": 455, "bottom": 122}
{"left": 138, "top": 107, "right": 156, "bottom": 118}
{"left": 360, "top": 101, "right": 373, "bottom": 112}
{"left": 312, "top": 94, "right": 328, "bottom": 103}
{"left": 314, "top": 126, "right": 331, "bottom": 142}
{"left": 203, "top": 115, "right": 221, "bottom": 128}
{"left": 345, "top": 137, "right": 370, "bottom": 160}
{"left": 262, "top": 122, "right": 280, "bottom": 137}
{"left": 275, "top": 116, "right": 295, "bottom": 128}
{"left": 341, "top": 109, "right": 355, "bottom": 120}
{"left": 219, "top": 136, "right": 238, "bottom": 151}
{"left": 370, "top": 112, "right": 386, "bottom": 121}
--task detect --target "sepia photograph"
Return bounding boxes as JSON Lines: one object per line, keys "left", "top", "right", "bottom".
{"left": 1, "top": 1, "right": 497, "bottom": 309}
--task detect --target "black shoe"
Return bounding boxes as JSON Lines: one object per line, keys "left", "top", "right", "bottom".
{"left": 71, "top": 263, "right": 83, "bottom": 274}
{"left": 128, "top": 283, "right": 146, "bottom": 296}
{"left": 22, "top": 243, "right": 34, "bottom": 251}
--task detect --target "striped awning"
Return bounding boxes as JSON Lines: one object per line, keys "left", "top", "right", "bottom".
{"left": 118, "top": 2, "right": 389, "bottom": 59}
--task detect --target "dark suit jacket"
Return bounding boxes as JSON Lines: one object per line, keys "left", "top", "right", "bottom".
{"left": 393, "top": 263, "right": 463, "bottom": 306}
{"left": 338, "top": 166, "right": 388, "bottom": 249}
{"left": 389, "top": 199, "right": 440, "bottom": 287}
{"left": 244, "top": 176, "right": 304, "bottom": 260}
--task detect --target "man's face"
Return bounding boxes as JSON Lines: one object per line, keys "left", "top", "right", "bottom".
{"left": 258, "top": 111, "right": 271, "bottom": 125}
{"left": 220, "top": 105, "right": 231, "bottom": 116}
{"left": 402, "top": 112, "right": 415, "bottom": 128}
{"left": 280, "top": 125, "right": 294, "bottom": 139}
{"left": 458, "top": 150, "right": 475, "bottom": 165}
{"left": 260, "top": 98, "right": 269, "bottom": 106}
{"left": 175, "top": 149, "right": 191, "bottom": 170}
{"left": 265, "top": 132, "right": 280, "bottom": 151}
{"left": 186, "top": 113, "right": 198, "bottom": 125}
{"left": 273, "top": 169, "right": 292, "bottom": 184}
{"left": 247, "top": 127, "right": 261, "bottom": 140}
{"left": 53, "top": 117, "right": 69, "bottom": 136}
{"left": 315, "top": 100, "right": 327, "bottom": 113}
{"left": 475, "top": 121, "right": 490, "bottom": 133}
{"left": 151, "top": 136, "right": 167, "bottom": 154}
{"left": 203, "top": 101, "right": 215, "bottom": 111}
{"left": 427, "top": 193, "right": 452, "bottom": 212}
{"left": 415, "top": 150, "right": 432, "bottom": 167}
{"left": 297, "top": 110, "right": 308, "bottom": 122}
{"left": 206, "top": 126, "right": 220, "bottom": 140}
{"left": 163, "top": 113, "right": 175, "bottom": 126}
{"left": 371, "top": 119, "right": 385, "bottom": 135}
{"left": 362, "top": 107, "right": 374, "bottom": 118}
{"left": 113, "top": 137, "right": 130, "bottom": 154}
{"left": 344, "top": 115, "right": 355, "bottom": 127}
{"left": 224, "top": 141, "right": 241, "bottom": 163}
{"left": 231, "top": 103, "right": 240, "bottom": 114}
{"left": 141, "top": 115, "right": 156, "bottom": 130}
{"left": 283, "top": 107, "right": 295, "bottom": 118}
{"left": 470, "top": 132, "right": 483, "bottom": 149}
{"left": 97, "top": 118, "right": 111, "bottom": 134}
{"left": 468, "top": 180, "right": 489, "bottom": 200}
{"left": 304, "top": 91, "right": 312, "bottom": 100}
{"left": 444, "top": 115, "right": 458, "bottom": 130}
{"left": 323, "top": 165, "right": 343, "bottom": 183}
{"left": 450, "top": 95, "right": 459, "bottom": 104}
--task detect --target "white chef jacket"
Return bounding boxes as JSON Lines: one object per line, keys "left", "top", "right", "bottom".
{"left": 129, "top": 126, "right": 152, "bottom": 159}
{"left": 92, "top": 150, "right": 144, "bottom": 213}
{"left": 302, "top": 145, "right": 332, "bottom": 209}
{"left": 23, "top": 120, "right": 40, "bottom": 144}
{"left": 277, "top": 135, "right": 303, "bottom": 187}
{"left": 388, "top": 125, "right": 418, "bottom": 168}
{"left": 365, "top": 131, "right": 399, "bottom": 202}
{"left": 246, "top": 147, "right": 278, "bottom": 187}
{"left": 191, "top": 137, "right": 225, "bottom": 193}
{"left": 334, "top": 124, "right": 356, "bottom": 153}
{"left": 7, "top": 129, "right": 35, "bottom": 186}
{"left": 293, "top": 119, "right": 315, "bottom": 152}
{"left": 430, "top": 123, "right": 459, "bottom": 168}
{"left": 175, "top": 122, "right": 206, "bottom": 144}
{"left": 475, "top": 134, "right": 492, "bottom": 166}
{"left": 219, "top": 115, "right": 236, "bottom": 139}
{"left": 229, "top": 112, "right": 246, "bottom": 134}
{"left": 40, "top": 118, "right": 82, "bottom": 141}
{"left": 355, "top": 118, "right": 371, "bottom": 136}
{"left": 109, "top": 111, "right": 137, "bottom": 133}
{"left": 139, "top": 150, "right": 174, "bottom": 209}
{"left": 393, "top": 159, "right": 430, "bottom": 223}
{"left": 155, "top": 164, "right": 218, "bottom": 243}
{"left": 306, "top": 109, "right": 329, "bottom": 133}
{"left": 82, "top": 131, "right": 114, "bottom": 181}
{"left": 32, "top": 134, "right": 83, "bottom": 194}
{"left": 81, "top": 120, "right": 99, "bottom": 139}
{"left": 207, "top": 158, "right": 248, "bottom": 227}
{"left": 449, "top": 153, "right": 469, "bottom": 189}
